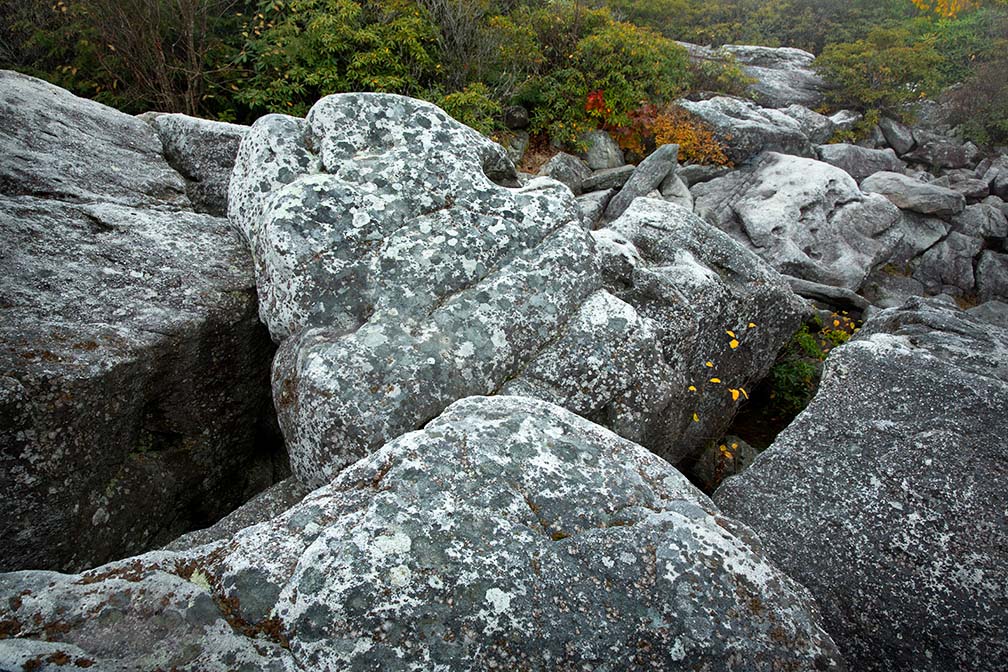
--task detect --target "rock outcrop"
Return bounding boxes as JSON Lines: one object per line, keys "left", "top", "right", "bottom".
{"left": 677, "top": 97, "right": 814, "bottom": 165}
{"left": 716, "top": 299, "right": 1008, "bottom": 672}
{"left": 693, "top": 152, "right": 902, "bottom": 290}
{"left": 0, "top": 71, "right": 283, "bottom": 572}
{"left": 0, "top": 396, "right": 846, "bottom": 672}
{"left": 861, "top": 171, "right": 966, "bottom": 217}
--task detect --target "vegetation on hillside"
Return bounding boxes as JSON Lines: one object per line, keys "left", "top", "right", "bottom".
{"left": 1, "top": 0, "right": 1006, "bottom": 149}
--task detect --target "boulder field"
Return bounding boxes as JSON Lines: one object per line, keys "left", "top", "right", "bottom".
{"left": 1, "top": 58, "right": 1007, "bottom": 671}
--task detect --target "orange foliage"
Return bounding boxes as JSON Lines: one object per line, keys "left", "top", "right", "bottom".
{"left": 652, "top": 106, "right": 732, "bottom": 167}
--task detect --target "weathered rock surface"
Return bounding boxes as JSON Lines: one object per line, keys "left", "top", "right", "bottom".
{"left": 593, "top": 199, "right": 808, "bottom": 464}
{"left": 145, "top": 112, "right": 248, "bottom": 216}
{"left": 904, "top": 131, "right": 975, "bottom": 170}
{"left": 815, "top": 143, "right": 904, "bottom": 182}
{"left": 878, "top": 116, "right": 915, "bottom": 156}
{"left": 721, "top": 45, "right": 824, "bottom": 109}
{"left": 575, "top": 188, "right": 614, "bottom": 229}
{"left": 951, "top": 202, "right": 1008, "bottom": 241}
{"left": 538, "top": 152, "right": 592, "bottom": 194}
{"left": 911, "top": 231, "right": 983, "bottom": 295}
{"left": 861, "top": 171, "right": 966, "bottom": 217}
{"left": 781, "top": 104, "right": 836, "bottom": 144}
{"left": 581, "top": 164, "right": 635, "bottom": 191}
{"left": 677, "top": 97, "right": 813, "bottom": 165}
{"left": 0, "top": 395, "right": 846, "bottom": 671}
{"left": 693, "top": 152, "right": 902, "bottom": 290}
{"left": 603, "top": 143, "right": 678, "bottom": 221}
{"left": 976, "top": 250, "right": 1008, "bottom": 301}
{"left": 659, "top": 171, "right": 694, "bottom": 211}
{"left": 580, "top": 129, "right": 624, "bottom": 170}
{"left": 982, "top": 155, "right": 1008, "bottom": 200}
{"left": 715, "top": 298, "right": 1008, "bottom": 672}
{"left": 0, "top": 72, "right": 283, "bottom": 572}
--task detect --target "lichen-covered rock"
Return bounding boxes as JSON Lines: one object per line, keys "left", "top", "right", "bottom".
{"left": 0, "top": 73, "right": 283, "bottom": 572}
{"left": 878, "top": 116, "right": 916, "bottom": 156}
{"left": 677, "top": 97, "right": 813, "bottom": 165}
{"left": 575, "top": 188, "right": 615, "bottom": 229}
{"left": 603, "top": 143, "right": 678, "bottom": 221}
{"left": 861, "top": 171, "right": 966, "bottom": 217}
{"left": 0, "top": 70, "right": 188, "bottom": 208}
{"left": 232, "top": 93, "right": 690, "bottom": 486}
{"left": 594, "top": 199, "right": 808, "bottom": 464}
{"left": 815, "top": 143, "right": 905, "bottom": 182}
{"left": 693, "top": 152, "right": 902, "bottom": 290}
{"left": 715, "top": 298, "right": 1008, "bottom": 672}
{"left": 951, "top": 202, "right": 1008, "bottom": 241}
{"left": 659, "top": 171, "right": 694, "bottom": 211}
{"left": 145, "top": 112, "right": 248, "bottom": 216}
{"left": 904, "top": 131, "right": 975, "bottom": 170}
{"left": 0, "top": 396, "right": 846, "bottom": 671}
{"left": 982, "top": 155, "right": 1008, "bottom": 200}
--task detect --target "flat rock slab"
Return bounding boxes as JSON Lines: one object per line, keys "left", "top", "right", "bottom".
{"left": 716, "top": 298, "right": 1008, "bottom": 672}
{"left": 0, "top": 396, "right": 845, "bottom": 671}
{"left": 0, "top": 72, "right": 281, "bottom": 572}
{"left": 861, "top": 171, "right": 966, "bottom": 217}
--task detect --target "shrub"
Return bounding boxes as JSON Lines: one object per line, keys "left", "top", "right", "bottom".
{"left": 815, "top": 26, "right": 942, "bottom": 115}
{"left": 652, "top": 105, "right": 733, "bottom": 166}
{"left": 439, "top": 82, "right": 501, "bottom": 135}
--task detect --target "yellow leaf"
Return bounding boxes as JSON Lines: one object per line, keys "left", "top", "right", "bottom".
{"left": 748, "top": 322, "right": 756, "bottom": 328}
{"left": 692, "top": 413, "right": 699, "bottom": 422}
{"left": 729, "top": 388, "right": 740, "bottom": 401}
{"left": 705, "top": 361, "right": 713, "bottom": 368}
{"left": 688, "top": 385, "right": 696, "bottom": 392}
{"left": 726, "top": 330, "right": 736, "bottom": 338}
{"left": 729, "top": 339, "right": 739, "bottom": 349}
{"left": 740, "top": 387, "right": 749, "bottom": 400}
{"left": 709, "top": 378, "right": 721, "bottom": 384}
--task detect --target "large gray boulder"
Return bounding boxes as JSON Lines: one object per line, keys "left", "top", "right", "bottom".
{"left": 951, "top": 202, "right": 1008, "bottom": 241}
{"left": 878, "top": 116, "right": 915, "bottom": 156}
{"left": 677, "top": 96, "right": 814, "bottom": 165}
{"left": 721, "top": 44, "right": 825, "bottom": 109}
{"left": 910, "top": 231, "right": 982, "bottom": 296}
{"left": 982, "top": 155, "right": 1008, "bottom": 200}
{"left": 715, "top": 299, "right": 1008, "bottom": 672}
{"left": 904, "top": 131, "right": 975, "bottom": 170}
{"left": 815, "top": 143, "right": 905, "bottom": 182}
{"left": 693, "top": 152, "right": 902, "bottom": 290}
{"left": 0, "top": 71, "right": 282, "bottom": 572}
{"left": 861, "top": 171, "right": 966, "bottom": 217}
{"left": 144, "top": 112, "right": 248, "bottom": 216}
{"left": 780, "top": 104, "right": 836, "bottom": 144}
{"left": 0, "top": 395, "right": 845, "bottom": 671}
{"left": 232, "top": 93, "right": 690, "bottom": 486}
{"left": 592, "top": 199, "right": 808, "bottom": 464}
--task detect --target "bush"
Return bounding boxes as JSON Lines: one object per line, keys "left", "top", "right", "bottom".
{"left": 653, "top": 105, "right": 733, "bottom": 165}
{"left": 815, "top": 26, "right": 942, "bottom": 115}
{"left": 439, "top": 82, "right": 501, "bottom": 135}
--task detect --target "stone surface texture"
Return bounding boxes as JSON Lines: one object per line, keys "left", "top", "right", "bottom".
{"left": 716, "top": 299, "right": 1008, "bottom": 672}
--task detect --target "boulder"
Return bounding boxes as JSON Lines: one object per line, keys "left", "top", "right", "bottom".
{"left": 603, "top": 143, "right": 678, "bottom": 221}
{"left": 0, "top": 72, "right": 282, "bottom": 572}
{"left": 503, "top": 104, "right": 529, "bottom": 130}
{"left": 720, "top": 44, "right": 825, "bottom": 109}
{"left": 829, "top": 110, "right": 862, "bottom": 132}
{"left": 911, "top": 231, "right": 983, "bottom": 295}
{"left": 887, "top": 212, "right": 950, "bottom": 264}
{"left": 537, "top": 152, "right": 592, "bottom": 195}
{"left": 780, "top": 104, "right": 836, "bottom": 144}
{"left": 145, "top": 112, "right": 248, "bottom": 216}
{"left": 858, "top": 268, "right": 928, "bottom": 309}
{"left": 982, "top": 155, "right": 1008, "bottom": 200}
{"left": 574, "top": 188, "right": 614, "bottom": 229}
{"left": 593, "top": 199, "right": 808, "bottom": 464}
{"left": 878, "top": 116, "right": 915, "bottom": 155}
{"left": 580, "top": 129, "right": 624, "bottom": 170}
{"left": 678, "top": 162, "right": 731, "bottom": 187}
{"left": 904, "top": 131, "right": 975, "bottom": 170}
{"left": 784, "top": 276, "right": 871, "bottom": 314}
{"left": 815, "top": 143, "right": 904, "bottom": 182}
{"left": 945, "top": 173, "right": 990, "bottom": 202}
{"left": 659, "top": 171, "right": 694, "bottom": 211}
{"left": 968, "top": 299, "right": 1008, "bottom": 328}
{"left": 502, "top": 130, "right": 529, "bottom": 166}
{"left": 976, "top": 250, "right": 1008, "bottom": 301}
{"left": 715, "top": 299, "right": 1008, "bottom": 672}
{"left": 693, "top": 152, "right": 903, "bottom": 290}
{"left": 0, "top": 395, "right": 845, "bottom": 671}
{"left": 677, "top": 96, "right": 814, "bottom": 165}
{"left": 581, "top": 164, "right": 635, "bottom": 191}
{"left": 951, "top": 202, "right": 1008, "bottom": 241}
{"left": 861, "top": 171, "right": 966, "bottom": 217}
{"left": 232, "top": 93, "right": 692, "bottom": 486}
